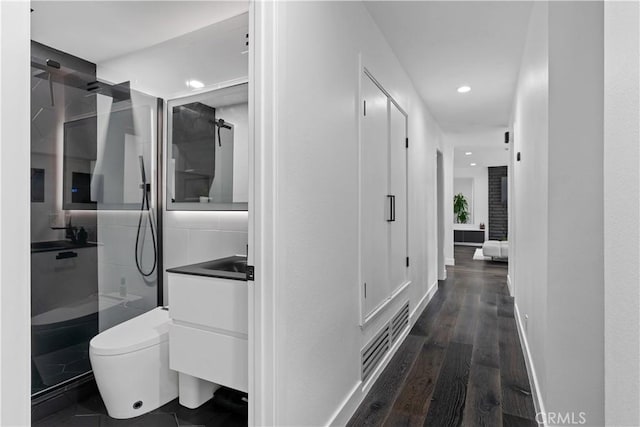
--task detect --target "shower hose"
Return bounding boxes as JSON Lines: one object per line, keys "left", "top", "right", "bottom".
{"left": 135, "top": 182, "right": 157, "bottom": 277}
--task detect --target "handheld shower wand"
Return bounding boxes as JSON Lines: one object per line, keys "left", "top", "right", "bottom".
{"left": 135, "top": 156, "right": 157, "bottom": 277}
{"left": 139, "top": 155, "right": 147, "bottom": 184}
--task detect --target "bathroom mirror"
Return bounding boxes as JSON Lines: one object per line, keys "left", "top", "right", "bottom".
{"left": 62, "top": 100, "right": 155, "bottom": 210}
{"left": 166, "top": 82, "right": 248, "bottom": 211}
{"left": 63, "top": 116, "right": 98, "bottom": 209}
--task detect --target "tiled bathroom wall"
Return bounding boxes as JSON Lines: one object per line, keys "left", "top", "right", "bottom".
{"left": 96, "top": 210, "right": 158, "bottom": 331}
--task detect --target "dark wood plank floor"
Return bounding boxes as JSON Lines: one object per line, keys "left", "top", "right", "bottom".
{"left": 348, "top": 246, "right": 538, "bottom": 427}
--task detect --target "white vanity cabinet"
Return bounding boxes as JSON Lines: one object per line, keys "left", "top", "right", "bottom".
{"left": 167, "top": 267, "right": 248, "bottom": 396}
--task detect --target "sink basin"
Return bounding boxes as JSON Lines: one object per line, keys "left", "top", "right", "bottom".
{"left": 166, "top": 255, "right": 248, "bottom": 281}
{"left": 199, "top": 258, "right": 247, "bottom": 274}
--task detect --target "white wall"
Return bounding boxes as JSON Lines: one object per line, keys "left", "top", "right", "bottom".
{"left": 511, "top": 2, "right": 604, "bottom": 425}
{"left": 255, "top": 2, "right": 442, "bottom": 425}
{"left": 604, "top": 2, "right": 640, "bottom": 425}
{"left": 510, "top": 2, "right": 549, "bottom": 403}
{"left": 546, "top": 3, "right": 603, "bottom": 421}
{"left": 0, "top": 1, "right": 31, "bottom": 425}
{"left": 449, "top": 127, "right": 509, "bottom": 169}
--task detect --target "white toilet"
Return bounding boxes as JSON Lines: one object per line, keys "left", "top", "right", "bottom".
{"left": 89, "top": 307, "right": 178, "bottom": 419}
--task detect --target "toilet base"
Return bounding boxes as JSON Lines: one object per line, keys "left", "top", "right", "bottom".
{"left": 178, "top": 372, "right": 220, "bottom": 409}
{"left": 89, "top": 308, "right": 178, "bottom": 419}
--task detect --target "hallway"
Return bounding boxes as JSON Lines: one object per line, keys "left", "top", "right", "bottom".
{"left": 348, "top": 246, "right": 537, "bottom": 426}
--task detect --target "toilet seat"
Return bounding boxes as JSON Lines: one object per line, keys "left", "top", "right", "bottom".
{"left": 90, "top": 307, "right": 170, "bottom": 356}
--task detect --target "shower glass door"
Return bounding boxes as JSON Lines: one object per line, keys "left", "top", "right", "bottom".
{"left": 30, "top": 42, "right": 160, "bottom": 397}
{"left": 92, "top": 88, "right": 160, "bottom": 334}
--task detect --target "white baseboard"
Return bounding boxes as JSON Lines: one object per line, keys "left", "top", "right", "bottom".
{"left": 514, "top": 302, "right": 546, "bottom": 426}
{"left": 327, "top": 326, "right": 412, "bottom": 426}
{"left": 507, "top": 274, "right": 514, "bottom": 296}
{"left": 410, "top": 280, "right": 437, "bottom": 321}
{"left": 445, "top": 257, "right": 455, "bottom": 266}
{"left": 327, "top": 281, "right": 437, "bottom": 426}
{"left": 327, "top": 381, "right": 362, "bottom": 426}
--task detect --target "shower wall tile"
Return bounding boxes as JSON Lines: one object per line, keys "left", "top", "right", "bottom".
{"left": 163, "top": 228, "right": 190, "bottom": 270}
{"left": 98, "top": 263, "right": 157, "bottom": 331}
{"left": 187, "top": 230, "right": 248, "bottom": 264}
{"left": 97, "top": 224, "right": 155, "bottom": 268}
{"left": 164, "top": 212, "right": 218, "bottom": 230}
{"left": 163, "top": 228, "right": 247, "bottom": 267}
{"left": 96, "top": 209, "right": 158, "bottom": 326}
{"left": 214, "top": 212, "right": 250, "bottom": 232}
{"left": 164, "top": 210, "right": 248, "bottom": 231}
{"left": 97, "top": 210, "right": 147, "bottom": 227}
{"left": 97, "top": 267, "right": 155, "bottom": 310}
{"left": 97, "top": 225, "right": 132, "bottom": 266}
{"left": 98, "top": 262, "right": 157, "bottom": 299}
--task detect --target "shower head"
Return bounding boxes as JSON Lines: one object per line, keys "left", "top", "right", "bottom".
{"left": 215, "top": 118, "right": 231, "bottom": 129}
{"left": 86, "top": 80, "right": 131, "bottom": 103}
{"left": 45, "top": 59, "right": 60, "bottom": 69}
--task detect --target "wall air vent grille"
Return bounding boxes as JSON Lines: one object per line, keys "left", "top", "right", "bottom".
{"left": 390, "top": 302, "right": 410, "bottom": 343}
{"left": 361, "top": 325, "right": 390, "bottom": 382}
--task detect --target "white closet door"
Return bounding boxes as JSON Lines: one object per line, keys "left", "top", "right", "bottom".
{"left": 361, "top": 73, "right": 389, "bottom": 316}
{"left": 389, "top": 101, "right": 408, "bottom": 292}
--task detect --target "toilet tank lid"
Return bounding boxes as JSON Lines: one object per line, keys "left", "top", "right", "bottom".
{"left": 90, "top": 307, "right": 170, "bottom": 356}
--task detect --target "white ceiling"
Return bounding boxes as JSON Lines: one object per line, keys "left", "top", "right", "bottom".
{"left": 31, "top": 1, "right": 249, "bottom": 63}
{"left": 365, "top": 1, "right": 533, "bottom": 132}
{"left": 447, "top": 128, "right": 509, "bottom": 169}
{"left": 32, "top": 0, "right": 531, "bottom": 133}
{"left": 454, "top": 146, "right": 509, "bottom": 169}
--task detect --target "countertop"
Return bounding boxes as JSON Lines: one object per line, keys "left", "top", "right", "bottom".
{"left": 166, "top": 255, "right": 248, "bottom": 282}
{"left": 31, "top": 240, "right": 98, "bottom": 253}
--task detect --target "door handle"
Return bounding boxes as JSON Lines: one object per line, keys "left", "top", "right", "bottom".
{"left": 392, "top": 195, "right": 396, "bottom": 222}
{"left": 387, "top": 195, "right": 396, "bottom": 222}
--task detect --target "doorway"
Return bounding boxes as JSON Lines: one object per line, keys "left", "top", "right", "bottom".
{"left": 437, "top": 150, "right": 446, "bottom": 280}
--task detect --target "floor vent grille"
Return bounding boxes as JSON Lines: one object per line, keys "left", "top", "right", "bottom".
{"left": 361, "top": 325, "right": 390, "bottom": 382}
{"left": 361, "top": 302, "right": 411, "bottom": 382}
{"left": 390, "top": 302, "right": 410, "bottom": 343}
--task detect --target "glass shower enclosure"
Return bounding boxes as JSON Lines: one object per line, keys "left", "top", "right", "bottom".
{"left": 30, "top": 41, "right": 162, "bottom": 397}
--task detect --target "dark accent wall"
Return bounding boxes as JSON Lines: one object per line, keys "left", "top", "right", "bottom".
{"left": 488, "top": 166, "right": 508, "bottom": 240}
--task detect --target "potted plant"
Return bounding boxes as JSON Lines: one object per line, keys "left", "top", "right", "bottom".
{"left": 453, "top": 193, "right": 469, "bottom": 224}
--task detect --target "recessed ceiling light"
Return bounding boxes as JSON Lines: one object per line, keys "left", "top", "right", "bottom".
{"left": 187, "top": 80, "right": 204, "bottom": 89}
{"left": 465, "top": 151, "right": 472, "bottom": 156}
{"left": 470, "top": 163, "right": 477, "bottom": 166}
{"left": 457, "top": 86, "right": 471, "bottom": 93}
